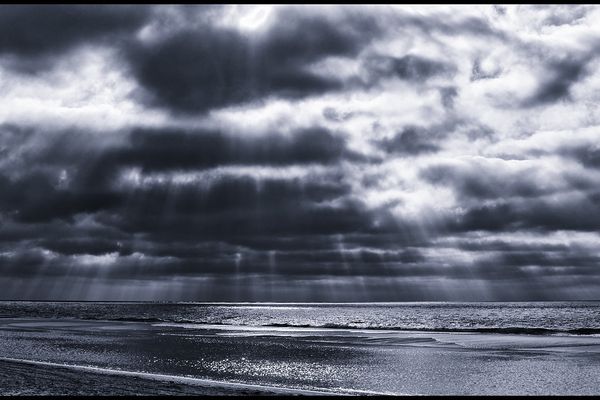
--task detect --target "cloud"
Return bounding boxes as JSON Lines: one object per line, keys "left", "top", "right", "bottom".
{"left": 126, "top": 9, "right": 382, "bottom": 113}
{"left": 452, "top": 195, "right": 600, "bottom": 233}
{"left": 375, "top": 126, "right": 441, "bottom": 155}
{"left": 564, "top": 145, "right": 600, "bottom": 169}
{"left": 522, "top": 57, "right": 593, "bottom": 107}
{"left": 0, "top": 5, "right": 151, "bottom": 72}
{"left": 104, "top": 180, "right": 391, "bottom": 240}
{"left": 420, "top": 160, "right": 557, "bottom": 200}
{"left": 362, "top": 54, "right": 455, "bottom": 85}
{"left": 1, "top": 5, "right": 600, "bottom": 301}
{"left": 0, "top": 124, "right": 373, "bottom": 229}
{"left": 110, "top": 126, "right": 360, "bottom": 172}
{"left": 0, "top": 171, "right": 123, "bottom": 223}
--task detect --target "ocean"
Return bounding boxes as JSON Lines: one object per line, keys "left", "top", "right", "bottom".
{"left": 1, "top": 301, "right": 599, "bottom": 335}
{"left": 1, "top": 301, "right": 599, "bottom": 395}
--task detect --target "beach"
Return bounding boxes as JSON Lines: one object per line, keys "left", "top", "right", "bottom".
{"left": 0, "top": 357, "right": 303, "bottom": 396}
{"left": 0, "top": 307, "right": 599, "bottom": 395}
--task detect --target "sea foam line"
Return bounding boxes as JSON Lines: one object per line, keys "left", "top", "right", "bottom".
{"left": 0, "top": 357, "right": 402, "bottom": 396}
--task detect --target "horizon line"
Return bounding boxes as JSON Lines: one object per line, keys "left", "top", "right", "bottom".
{"left": 1, "top": 300, "right": 598, "bottom": 304}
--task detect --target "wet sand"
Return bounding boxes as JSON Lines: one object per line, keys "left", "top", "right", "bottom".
{"left": 1, "top": 318, "right": 599, "bottom": 395}
{"left": 0, "top": 358, "right": 302, "bottom": 396}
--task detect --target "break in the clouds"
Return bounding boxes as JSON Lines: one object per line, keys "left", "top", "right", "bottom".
{"left": 1, "top": 5, "right": 600, "bottom": 301}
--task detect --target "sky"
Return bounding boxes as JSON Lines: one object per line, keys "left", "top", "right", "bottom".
{"left": 1, "top": 5, "right": 600, "bottom": 302}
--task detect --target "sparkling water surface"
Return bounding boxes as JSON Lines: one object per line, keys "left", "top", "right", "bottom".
{"left": 1, "top": 301, "right": 599, "bottom": 334}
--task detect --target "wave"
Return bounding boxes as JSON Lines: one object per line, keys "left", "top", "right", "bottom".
{"left": 150, "top": 321, "right": 600, "bottom": 336}
{"left": 259, "top": 322, "right": 600, "bottom": 335}
{"left": 2, "top": 308, "right": 599, "bottom": 336}
{"left": 15, "top": 314, "right": 598, "bottom": 336}
{"left": 317, "top": 324, "right": 600, "bottom": 336}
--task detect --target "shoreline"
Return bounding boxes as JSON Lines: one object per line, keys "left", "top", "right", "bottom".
{"left": 2, "top": 300, "right": 599, "bottom": 304}
{"left": 0, "top": 357, "right": 346, "bottom": 396}
{"left": 0, "top": 357, "right": 398, "bottom": 396}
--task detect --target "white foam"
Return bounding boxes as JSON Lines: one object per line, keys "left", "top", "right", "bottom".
{"left": 155, "top": 322, "right": 343, "bottom": 332}
{"left": 153, "top": 322, "right": 401, "bottom": 335}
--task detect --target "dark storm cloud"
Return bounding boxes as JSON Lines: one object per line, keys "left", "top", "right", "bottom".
{"left": 419, "top": 157, "right": 600, "bottom": 234}
{"left": 104, "top": 184, "right": 393, "bottom": 240}
{"left": 213, "top": 231, "right": 430, "bottom": 255}
{"left": 0, "top": 124, "right": 404, "bottom": 283}
{"left": 8, "top": 238, "right": 599, "bottom": 284}
{"left": 0, "top": 217, "right": 129, "bottom": 245}
{"left": 127, "top": 10, "right": 382, "bottom": 113}
{"left": 452, "top": 237, "right": 571, "bottom": 253}
{"left": 376, "top": 126, "right": 441, "bottom": 155}
{"left": 0, "top": 122, "right": 401, "bottom": 269}
{"left": 118, "top": 174, "right": 352, "bottom": 218}
{"left": 96, "top": 248, "right": 427, "bottom": 279}
{"left": 2, "top": 5, "right": 600, "bottom": 302}
{"left": 9, "top": 123, "right": 361, "bottom": 188}
{"left": 1, "top": 233, "right": 429, "bottom": 281}
{"left": 0, "top": 123, "right": 399, "bottom": 259}
{"left": 564, "top": 145, "right": 600, "bottom": 169}
{"left": 0, "top": 238, "right": 440, "bottom": 280}
{"left": 523, "top": 56, "right": 592, "bottom": 107}
{"left": 397, "top": 10, "right": 505, "bottom": 39}
{"left": 0, "top": 172, "right": 123, "bottom": 223}
{"left": 362, "top": 54, "right": 454, "bottom": 85}
{"left": 109, "top": 126, "right": 359, "bottom": 172}
{"left": 373, "top": 117, "right": 484, "bottom": 158}
{"left": 0, "top": 124, "right": 36, "bottom": 157}
{"left": 0, "top": 124, "right": 369, "bottom": 228}
{"left": 451, "top": 197, "right": 600, "bottom": 233}
{"left": 34, "top": 236, "right": 135, "bottom": 257}
{"left": 267, "top": 247, "right": 426, "bottom": 265}
{"left": 490, "top": 250, "right": 600, "bottom": 269}
{"left": 0, "top": 226, "right": 420, "bottom": 282}
{"left": 420, "top": 162, "right": 552, "bottom": 200}
{"left": 0, "top": 5, "right": 151, "bottom": 71}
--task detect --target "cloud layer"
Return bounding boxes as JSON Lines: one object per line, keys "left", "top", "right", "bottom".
{"left": 1, "top": 5, "right": 600, "bottom": 301}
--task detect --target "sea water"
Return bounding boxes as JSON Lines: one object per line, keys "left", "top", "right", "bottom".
{"left": 1, "top": 301, "right": 600, "bottom": 394}
{"left": 1, "top": 301, "right": 599, "bottom": 335}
